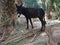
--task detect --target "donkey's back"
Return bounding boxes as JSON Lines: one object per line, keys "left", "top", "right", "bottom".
{"left": 22, "top": 7, "right": 45, "bottom": 18}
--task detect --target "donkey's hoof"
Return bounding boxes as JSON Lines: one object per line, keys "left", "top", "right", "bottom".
{"left": 26, "top": 28, "right": 29, "bottom": 29}
{"left": 32, "top": 27, "right": 34, "bottom": 29}
{"left": 40, "top": 29, "right": 45, "bottom": 32}
{"left": 41, "top": 30, "right": 45, "bottom": 32}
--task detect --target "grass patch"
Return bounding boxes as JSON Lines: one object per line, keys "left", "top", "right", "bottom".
{"left": 5, "top": 40, "right": 24, "bottom": 45}
{"left": 34, "top": 42, "right": 47, "bottom": 45}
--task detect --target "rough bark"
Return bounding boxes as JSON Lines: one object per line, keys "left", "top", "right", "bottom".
{"left": 0, "top": 4, "right": 1, "bottom": 12}
{"left": 0, "top": 0, "right": 17, "bottom": 42}
{"left": 46, "top": 26, "right": 57, "bottom": 45}
{"left": 45, "top": 0, "right": 52, "bottom": 19}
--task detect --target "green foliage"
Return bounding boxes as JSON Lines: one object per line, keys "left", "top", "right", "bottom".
{"left": 23, "top": 0, "right": 60, "bottom": 11}
{"left": 54, "top": 0, "right": 60, "bottom": 12}
{"left": 34, "top": 42, "right": 46, "bottom": 45}
{"left": 46, "top": 0, "right": 60, "bottom": 13}
{"left": 40, "top": 0, "right": 46, "bottom": 9}
{"left": 23, "top": 0, "right": 39, "bottom": 8}
{"left": 23, "top": 0, "right": 45, "bottom": 9}
{"left": 5, "top": 40, "right": 24, "bottom": 45}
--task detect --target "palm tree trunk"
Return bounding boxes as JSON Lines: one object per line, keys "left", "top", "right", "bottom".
{"left": 0, "top": 0, "right": 17, "bottom": 42}
{"left": 0, "top": 4, "right": 1, "bottom": 12}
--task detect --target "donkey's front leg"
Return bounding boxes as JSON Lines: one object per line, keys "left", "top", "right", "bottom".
{"left": 29, "top": 18, "right": 34, "bottom": 29}
{"left": 26, "top": 18, "right": 29, "bottom": 29}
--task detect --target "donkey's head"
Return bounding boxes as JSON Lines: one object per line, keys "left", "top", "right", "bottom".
{"left": 16, "top": 4, "right": 22, "bottom": 14}
{"left": 16, "top": 4, "right": 23, "bottom": 17}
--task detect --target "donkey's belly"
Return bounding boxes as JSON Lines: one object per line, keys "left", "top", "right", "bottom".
{"left": 29, "top": 15, "right": 38, "bottom": 18}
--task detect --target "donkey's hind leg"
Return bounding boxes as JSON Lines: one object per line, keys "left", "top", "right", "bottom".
{"left": 39, "top": 18, "right": 46, "bottom": 32}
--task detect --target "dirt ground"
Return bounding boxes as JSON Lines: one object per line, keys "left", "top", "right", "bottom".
{"left": 16, "top": 17, "right": 60, "bottom": 45}
{"left": 1, "top": 16, "right": 60, "bottom": 45}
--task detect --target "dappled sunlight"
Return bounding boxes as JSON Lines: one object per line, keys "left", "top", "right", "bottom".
{"left": 37, "top": 0, "right": 42, "bottom": 4}
{"left": 21, "top": 30, "right": 24, "bottom": 33}
{"left": 33, "top": 21, "right": 41, "bottom": 28}
{"left": 1, "top": 0, "right": 60, "bottom": 45}
{"left": 40, "top": 32, "right": 47, "bottom": 37}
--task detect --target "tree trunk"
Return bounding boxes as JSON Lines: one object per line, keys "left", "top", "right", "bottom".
{"left": 45, "top": 0, "right": 52, "bottom": 19}
{"left": 0, "top": 0, "right": 17, "bottom": 42}
{"left": 0, "top": 3, "right": 2, "bottom": 15}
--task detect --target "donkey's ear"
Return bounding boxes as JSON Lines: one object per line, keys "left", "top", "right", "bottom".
{"left": 20, "top": 4, "right": 22, "bottom": 7}
{"left": 20, "top": 3, "right": 23, "bottom": 7}
{"left": 15, "top": 4, "right": 22, "bottom": 7}
{"left": 15, "top": 4, "right": 18, "bottom": 7}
